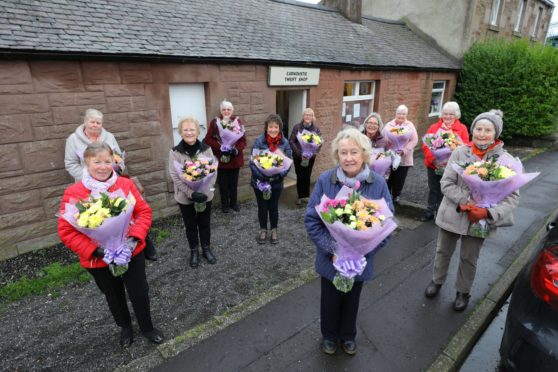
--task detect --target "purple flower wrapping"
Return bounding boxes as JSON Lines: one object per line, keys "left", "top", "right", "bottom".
{"left": 385, "top": 130, "right": 412, "bottom": 152}
{"left": 296, "top": 130, "right": 322, "bottom": 159}
{"left": 369, "top": 148, "right": 392, "bottom": 178}
{"left": 217, "top": 118, "right": 245, "bottom": 153}
{"left": 173, "top": 159, "right": 218, "bottom": 194}
{"left": 251, "top": 149, "right": 293, "bottom": 177}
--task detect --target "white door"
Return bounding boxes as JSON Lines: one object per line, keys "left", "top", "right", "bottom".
{"left": 288, "top": 90, "right": 307, "bottom": 130}
{"left": 168, "top": 84, "right": 207, "bottom": 145}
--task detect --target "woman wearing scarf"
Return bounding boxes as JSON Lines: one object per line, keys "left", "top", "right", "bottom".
{"left": 304, "top": 128, "right": 393, "bottom": 356}
{"left": 58, "top": 143, "right": 163, "bottom": 348}
{"left": 249, "top": 114, "right": 292, "bottom": 244}
{"left": 424, "top": 109, "right": 519, "bottom": 311}
{"left": 420, "top": 102, "right": 470, "bottom": 222}
{"left": 288, "top": 108, "right": 322, "bottom": 206}
{"left": 361, "top": 112, "right": 388, "bottom": 149}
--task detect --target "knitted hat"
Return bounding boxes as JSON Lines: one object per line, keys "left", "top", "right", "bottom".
{"left": 471, "top": 109, "right": 504, "bottom": 138}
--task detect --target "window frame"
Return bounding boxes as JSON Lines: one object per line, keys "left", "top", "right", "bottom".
{"left": 341, "top": 80, "right": 376, "bottom": 127}
{"left": 514, "top": 0, "right": 527, "bottom": 33}
{"left": 490, "top": 0, "right": 501, "bottom": 26}
{"left": 531, "top": 6, "right": 543, "bottom": 38}
{"left": 429, "top": 81, "right": 446, "bottom": 117}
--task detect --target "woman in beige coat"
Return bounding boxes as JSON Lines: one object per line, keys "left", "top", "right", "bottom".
{"left": 424, "top": 109, "right": 519, "bottom": 311}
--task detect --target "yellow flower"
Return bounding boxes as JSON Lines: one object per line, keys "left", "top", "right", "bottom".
{"left": 113, "top": 197, "right": 124, "bottom": 208}
{"left": 77, "top": 213, "right": 90, "bottom": 227}
{"left": 498, "top": 166, "right": 516, "bottom": 179}
{"left": 88, "top": 199, "right": 103, "bottom": 214}
{"left": 88, "top": 214, "right": 104, "bottom": 228}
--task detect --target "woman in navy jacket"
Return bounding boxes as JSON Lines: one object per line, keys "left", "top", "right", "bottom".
{"left": 249, "top": 114, "right": 292, "bottom": 244}
{"left": 304, "top": 127, "right": 393, "bottom": 356}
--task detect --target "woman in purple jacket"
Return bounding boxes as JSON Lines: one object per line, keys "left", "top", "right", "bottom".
{"left": 304, "top": 127, "right": 394, "bottom": 356}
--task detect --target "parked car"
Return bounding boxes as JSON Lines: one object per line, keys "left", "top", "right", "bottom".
{"left": 499, "top": 218, "right": 558, "bottom": 371}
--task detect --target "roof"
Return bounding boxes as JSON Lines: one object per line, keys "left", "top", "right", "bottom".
{"left": 0, "top": 0, "right": 460, "bottom": 71}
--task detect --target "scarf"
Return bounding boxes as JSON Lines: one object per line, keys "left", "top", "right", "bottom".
{"left": 175, "top": 139, "right": 200, "bottom": 158}
{"left": 471, "top": 139, "right": 501, "bottom": 159}
{"left": 336, "top": 165, "right": 370, "bottom": 189}
{"left": 266, "top": 134, "right": 282, "bottom": 152}
{"left": 440, "top": 122, "right": 453, "bottom": 131}
{"left": 81, "top": 168, "right": 118, "bottom": 197}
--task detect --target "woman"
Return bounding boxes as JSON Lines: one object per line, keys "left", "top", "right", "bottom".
{"left": 169, "top": 117, "right": 218, "bottom": 268}
{"left": 65, "top": 108, "right": 123, "bottom": 181}
{"left": 304, "top": 127, "right": 393, "bottom": 356}
{"left": 361, "top": 112, "right": 388, "bottom": 149}
{"left": 58, "top": 143, "right": 163, "bottom": 348}
{"left": 204, "top": 100, "right": 247, "bottom": 213}
{"left": 424, "top": 110, "right": 519, "bottom": 311}
{"left": 288, "top": 108, "right": 321, "bottom": 206}
{"left": 420, "top": 102, "right": 470, "bottom": 222}
{"left": 383, "top": 105, "right": 418, "bottom": 203}
{"left": 250, "top": 114, "right": 292, "bottom": 244}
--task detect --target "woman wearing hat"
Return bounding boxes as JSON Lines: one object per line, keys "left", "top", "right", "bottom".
{"left": 423, "top": 109, "right": 519, "bottom": 311}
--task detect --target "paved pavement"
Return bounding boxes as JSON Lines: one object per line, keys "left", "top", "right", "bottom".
{"left": 137, "top": 147, "right": 558, "bottom": 372}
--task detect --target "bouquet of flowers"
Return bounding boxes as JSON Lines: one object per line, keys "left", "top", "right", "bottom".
{"left": 423, "top": 130, "right": 463, "bottom": 175}
{"left": 112, "top": 151, "right": 125, "bottom": 173}
{"left": 216, "top": 117, "right": 245, "bottom": 163}
{"left": 452, "top": 153, "right": 539, "bottom": 238}
{"left": 316, "top": 185, "right": 397, "bottom": 292}
{"left": 174, "top": 157, "right": 218, "bottom": 212}
{"left": 251, "top": 149, "right": 293, "bottom": 200}
{"left": 61, "top": 190, "right": 136, "bottom": 276}
{"left": 369, "top": 148, "right": 394, "bottom": 179}
{"left": 385, "top": 126, "right": 412, "bottom": 170}
{"left": 296, "top": 130, "right": 323, "bottom": 166}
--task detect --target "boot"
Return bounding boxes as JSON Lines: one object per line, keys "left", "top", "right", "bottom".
{"left": 189, "top": 247, "right": 199, "bottom": 268}
{"left": 202, "top": 246, "right": 217, "bottom": 264}
{"left": 270, "top": 228, "right": 278, "bottom": 244}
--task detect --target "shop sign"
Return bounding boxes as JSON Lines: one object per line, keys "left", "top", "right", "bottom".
{"left": 268, "top": 66, "right": 320, "bottom": 86}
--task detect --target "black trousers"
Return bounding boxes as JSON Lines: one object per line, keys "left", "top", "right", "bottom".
{"left": 320, "top": 277, "right": 363, "bottom": 342}
{"left": 387, "top": 165, "right": 410, "bottom": 198}
{"left": 426, "top": 167, "right": 443, "bottom": 213}
{"left": 217, "top": 168, "right": 240, "bottom": 208}
{"left": 293, "top": 157, "right": 315, "bottom": 199}
{"left": 253, "top": 186, "right": 282, "bottom": 229}
{"left": 178, "top": 201, "right": 212, "bottom": 249}
{"left": 87, "top": 251, "right": 154, "bottom": 332}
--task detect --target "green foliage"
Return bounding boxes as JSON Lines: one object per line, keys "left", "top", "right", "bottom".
{"left": 455, "top": 39, "right": 558, "bottom": 139}
{"left": 151, "top": 227, "right": 171, "bottom": 244}
{"left": 0, "top": 262, "right": 90, "bottom": 303}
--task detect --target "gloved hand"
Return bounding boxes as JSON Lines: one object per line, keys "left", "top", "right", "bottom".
{"left": 191, "top": 192, "right": 208, "bottom": 203}
{"left": 267, "top": 175, "right": 280, "bottom": 183}
{"left": 126, "top": 237, "right": 139, "bottom": 252}
{"left": 467, "top": 206, "right": 488, "bottom": 223}
{"left": 92, "top": 247, "right": 105, "bottom": 258}
{"left": 229, "top": 147, "right": 239, "bottom": 157}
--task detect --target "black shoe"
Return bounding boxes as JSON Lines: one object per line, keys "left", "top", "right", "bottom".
{"left": 425, "top": 281, "right": 442, "bottom": 298}
{"left": 143, "top": 328, "right": 164, "bottom": 344}
{"left": 320, "top": 339, "right": 337, "bottom": 355}
{"left": 230, "top": 204, "right": 240, "bottom": 212}
{"left": 202, "top": 247, "right": 217, "bottom": 264}
{"left": 342, "top": 340, "right": 357, "bottom": 355}
{"left": 144, "top": 235, "right": 158, "bottom": 261}
{"left": 189, "top": 248, "right": 199, "bottom": 268}
{"left": 454, "top": 292, "right": 470, "bottom": 312}
{"left": 120, "top": 326, "right": 134, "bottom": 348}
{"left": 419, "top": 212, "right": 435, "bottom": 222}
{"left": 221, "top": 206, "right": 229, "bottom": 213}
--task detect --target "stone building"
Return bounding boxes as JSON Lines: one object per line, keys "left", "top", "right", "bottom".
{"left": 362, "top": 0, "right": 555, "bottom": 58}
{"left": 0, "top": 0, "right": 459, "bottom": 259}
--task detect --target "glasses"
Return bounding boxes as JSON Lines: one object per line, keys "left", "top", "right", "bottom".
{"left": 182, "top": 128, "right": 197, "bottom": 132}
{"left": 222, "top": 108, "right": 232, "bottom": 111}
{"left": 366, "top": 121, "right": 379, "bottom": 125}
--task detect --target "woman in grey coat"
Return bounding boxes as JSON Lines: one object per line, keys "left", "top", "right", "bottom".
{"left": 424, "top": 109, "right": 520, "bottom": 311}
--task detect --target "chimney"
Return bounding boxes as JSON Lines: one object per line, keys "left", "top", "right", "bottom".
{"left": 323, "top": 0, "right": 362, "bottom": 24}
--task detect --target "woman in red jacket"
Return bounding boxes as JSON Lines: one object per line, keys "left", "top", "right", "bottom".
{"left": 58, "top": 142, "right": 163, "bottom": 348}
{"left": 420, "top": 101, "right": 469, "bottom": 222}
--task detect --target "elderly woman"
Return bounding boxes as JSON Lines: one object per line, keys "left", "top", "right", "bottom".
{"left": 424, "top": 110, "right": 519, "bottom": 311}
{"left": 204, "top": 100, "right": 247, "bottom": 213}
{"left": 65, "top": 108, "right": 123, "bottom": 181}
{"left": 420, "top": 102, "right": 470, "bottom": 222}
{"left": 58, "top": 143, "right": 163, "bottom": 348}
{"left": 288, "top": 108, "right": 322, "bottom": 206}
{"left": 383, "top": 105, "right": 418, "bottom": 203}
{"left": 169, "top": 117, "right": 218, "bottom": 269}
{"left": 304, "top": 127, "right": 393, "bottom": 356}
{"left": 362, "top": 112, "right": 388, "bottom": 149}
{"left": 250, "top": 114, "right": 292, "bottom": 244}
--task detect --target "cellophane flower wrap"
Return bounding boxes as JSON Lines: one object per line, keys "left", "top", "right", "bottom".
{"left": 369, "top": 148, "right": 394, "bottom": 179}
{"left": 296, "top": 129, "right": 323, "bottom": 166}
{"left": 251, "top": 149, "right": 293, "bottom": 200}
{"left": 316, "top": 185, "right": 398, "bottom": 292}
{"left": 216, "top": 117, "right": 244, "bottom": 163}
{"left": 174, "top": 157, "right": 218, "bottom": 212}
{"left": 451, "top": 153, "right": 539, "bottom": 238}
{"left": 423, "top": 130, "right": 463, "bottom": 175}
{"left": 61, "top": 190, "right": 136, "bottom": 276}
{"left": 385, "top": 126, "right": 411, "bottom": 170}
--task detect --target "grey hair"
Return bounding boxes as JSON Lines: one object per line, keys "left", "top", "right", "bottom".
{"left": 177, "top": 116, "right": 201, "bottom": 135}
{"left": 83, "top": 108, "right": 103, "bottom": 123}
{"left": 362, "top": 112, "right": 384, "bottom": 132}
{"left": 396, "top": 105, "right": 408, "bottom": 114}
{"left": 220, "top": 100, "right": 234, "bottom": 110}
{"left": 331, "top": 127, "right": 372, "bottom": 165}
{"left": 440, "top": 101, "right": 461, "bottom": 119}
{"left": 84, "top": 142, "right": 113, "bottom": 160}
{"left": 301, "top": 107, "right": 316, "bottom": 122}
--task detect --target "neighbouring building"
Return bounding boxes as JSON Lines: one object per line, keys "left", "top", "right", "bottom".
{"left": 362, "top": 0, "right": 555, "bottom": 59}
{"left": 0, "top": 0, "right": 460, "bottom": 259}
{"left": 547, "top": 21, "right": 558, "bottom": 46}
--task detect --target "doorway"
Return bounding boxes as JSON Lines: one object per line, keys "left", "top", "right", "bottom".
{"left": 276, "top": 89, "right": 308, "bottom": 138}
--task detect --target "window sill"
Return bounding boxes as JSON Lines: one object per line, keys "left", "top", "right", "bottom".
{"left": 512, "top": 31, "right": 522, "bottom": 38}
{"left": 488, "top": 24, "right": 500, "bottom": 32}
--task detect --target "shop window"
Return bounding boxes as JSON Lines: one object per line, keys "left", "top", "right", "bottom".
{"left": 429, "top": 81, "right": 446, "bottom": 117}
{"left": 514, "top": 0, "right": 526, "bottom": 33}
{"left": 342, "top": 81, "right": 375, "bottom": 128}
{"left": 490, "top": 0, "right": 501, "bottom": 26}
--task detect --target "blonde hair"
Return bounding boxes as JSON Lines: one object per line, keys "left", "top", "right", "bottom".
{"left": 331, "top": 127, "right": 372, "bottom": 165}
{"left": 177, "top": 116, "right": 201, "bottom": 135}
{"left": 84, "top": 142, "right": 113, "bottom": 160}
{"left": 301, "top": 108, "right": 315, "bottom": 122}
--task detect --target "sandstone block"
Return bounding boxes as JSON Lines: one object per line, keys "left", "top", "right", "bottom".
{"left": 125, "top": 148, "right": 153, "bottom": 165}
{"left": 118, "top": 137, "right": 152, "bottom": 151}
{"left": 0, "top": 189, "right": 41, "bottom": 214}
{"left": 121, "top": 70, "right": 153, "bottom": 84}
{"left": 145, "top": 193, "right": 167, "bottom": 210}
{"left": 40, "top": 184, "right": 69, "bottom": 199}
{"left": 128, "top": 110, "right": 159, "bottom": 123}
{"left": 15, "top": 232, "right": 61, "bottom": 255}
{"left": 103, "top": 112, "right": 129, "bottom": 132}
{"left": 105, "top": 84, "right": 144, "bottom": 97}
{"left": 126, "top": 160, "right": 164, "bottom": 175}
{"left": 52, "top": 105, "right": 107, "bottom": 125}
{"left": 107, "top": 96, "right": 147, "bottom": 113}
{"left": 82, "top": 62, "right": 120, "bottom": 85}
{"left": 220, "top": 71, "right": 256, "bottom": 82}
{"left": 0, "top": 114, "right": 33, "bottom": 143}
{"left": 137, "top": 170, "right": 166, "bottom": 185}
{"left": 30, "top": 61, "right": 82, "bottom": 92}
{"left": 43, "top": 196, "right": 63, "bottom": 215}
{"left": 0, "top": 94, "right": 49, "bottom": 115}
{"left": 48, "top": 92, "right": 106, "bottom": 107}
{"left": 0, "top": 219, "right": 57, "bottom": 248}
{"left": 0, "top": 143, "right": 22, "bottom": 172}
{"left": 29, "top": 112, "right": 54, "bottom": 126}
{"left": 21, "top": 139, "right": 66, "bottom": 172}
{"left": 144, "top": 182, "right": 168, "bottom": 196}
{"left": 0, "top": 61, "right": 32, "bottom": 85}
{"left": 0, "top": 169, "right": 71, "bottom": 196}
{"left": 0, "top": 84, "right": 35, "bottom": 94}
{"left": 0, "top": 207, "right": 46, "bottom": 229}
{"left": 131, "top": 121, "right": 160, "bottom": 137}
{"left": 32, "top": 123, "right": 77, "bottom": 140}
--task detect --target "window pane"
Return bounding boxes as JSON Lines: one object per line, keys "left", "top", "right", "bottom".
{"left": 429, "top": 91, "right": 443, "bottom": 116}
{"left": 359, "top": 82, "right": 372, "bottom": 95}
{"left": 490, "top": 0, "right": 500, "bottom": 25}
{"left": 342, "top": 99, "right": 372, "bottom": 128}
{"left": 344, "top": 82, "right": 355, "bottom": 97}
{"left": 433, "top": 81, "right": 445, "bottom": 90}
